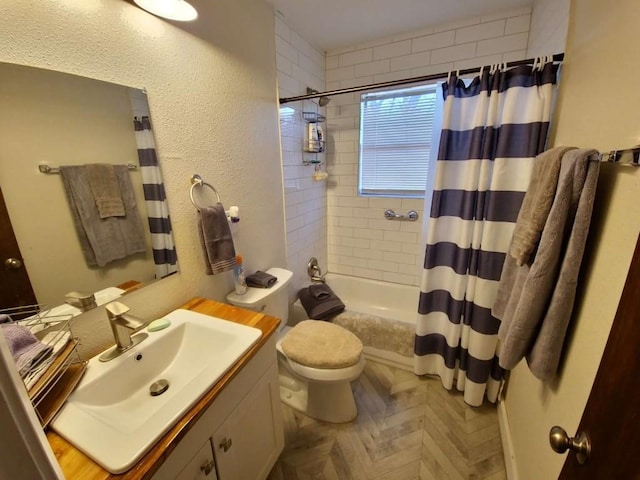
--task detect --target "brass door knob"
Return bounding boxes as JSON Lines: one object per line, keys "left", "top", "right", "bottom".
{"left": 549, "top": 426, "right": 591, "bottom": 464}
{"left": 4, "top": 258, "right": 22, "bottom": 269}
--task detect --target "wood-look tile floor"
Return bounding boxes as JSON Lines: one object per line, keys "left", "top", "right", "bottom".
{"left": 268, "top": 360, "right": 506, "bottom": 480}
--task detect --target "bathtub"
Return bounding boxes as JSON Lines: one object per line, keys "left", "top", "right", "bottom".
{"left": 291, "top": 273, "right": 420, "bottom": 371}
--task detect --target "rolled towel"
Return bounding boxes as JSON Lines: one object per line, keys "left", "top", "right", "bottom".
{"left": 1, "top": 324, "right": 53, "bottom": 378}
{"left": 246, "top": 271, "right": 278, "bottom": 288}
{"left": 298, "top": 285, "right": 345, "bottom": 320}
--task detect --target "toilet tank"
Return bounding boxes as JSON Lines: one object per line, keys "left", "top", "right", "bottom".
{"left": 225, "top": 267, "right": 293, "bottom": 323}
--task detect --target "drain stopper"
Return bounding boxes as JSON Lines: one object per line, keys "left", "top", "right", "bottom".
{"left": 150, "top": 379, "right": 169, "bottom": 396}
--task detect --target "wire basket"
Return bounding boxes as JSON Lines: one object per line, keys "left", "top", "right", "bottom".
{"left": 0, "top": 304, "right": 87, "bottom": 427}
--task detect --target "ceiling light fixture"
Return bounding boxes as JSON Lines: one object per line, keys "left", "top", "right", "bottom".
{"left": 133, "top": 0, "right": 198, "bottom": 22}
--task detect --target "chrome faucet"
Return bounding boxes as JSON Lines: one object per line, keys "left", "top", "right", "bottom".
{"left": 99, "top": 302, "right": 149, "bottom": 362}
{"left": 65, "top": 291, "right": 97, "bottom": 312}
{"left": 307, "top": 257, "right": 326, "bottom": 283}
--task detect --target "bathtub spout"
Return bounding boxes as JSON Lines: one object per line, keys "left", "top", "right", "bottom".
{"left": 307, "top": 257, "right": 326, "bottom": 283}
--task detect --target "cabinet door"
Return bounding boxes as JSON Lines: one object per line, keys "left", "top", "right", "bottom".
{"left": 175, "top": 440, "right": 218, "bottom": 480}
{"left": 212, "top": 365, "right": 283, "bottom": 480}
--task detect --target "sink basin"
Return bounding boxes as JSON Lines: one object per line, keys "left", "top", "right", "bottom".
{"left": 50, "top": 308, "right": 262, "bottom": 473}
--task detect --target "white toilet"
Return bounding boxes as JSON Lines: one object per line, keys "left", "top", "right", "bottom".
{"left": 226, "top": 267, "right": 365, "bottom": 423}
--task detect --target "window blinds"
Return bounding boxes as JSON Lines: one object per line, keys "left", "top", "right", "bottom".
{"left": 359, "top": 84, "right": 438, "bottom": 197}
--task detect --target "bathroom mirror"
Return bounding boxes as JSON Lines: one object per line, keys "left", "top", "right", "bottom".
{"left": 0, "top": 62, "right": 178, "bottom": 314}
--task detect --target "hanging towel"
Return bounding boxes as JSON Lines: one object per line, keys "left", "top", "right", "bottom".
{"left": 246, "top": 271, "right": 278, "bottom": 288}
{"left": 509, "top": 146, "right": 576, "bottom": 266}
{"left": 493, "top": 148, "right": 600, "bottom": 381}
{"left": 86, "top": 163, "right": 125, "bottom": 218}
{"left": 197, "top": 204, "right": 237, "bottom": 275}
{"left": 60, "top": 165, "right": 147, "bottom": 267}
{"left": 298, "top": 284, "right": 345, "bottom": 320}
{"left": 1, "top": 324, "right": 53, "bottom": 378}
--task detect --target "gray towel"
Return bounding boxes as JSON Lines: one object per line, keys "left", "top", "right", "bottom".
{"left": 298, "top": 285, "right": 345, "bottom": 320}
{"left": 1, "top": 324, "right": 53, "bottom": 378}
{"left": 509, "top": 146, "right": 575, "bottom": 266}
{"left": 493, "top": 148, "right": 600, "bottom": 381}
{"left": 86, "top": 163, "right": 125, "bottom": 218}
{"left": 60, "top": 165, "right": 146, "bottom": 267}
{"left": 246, "top": 271, "right": 277, "bottom": 288}
{"left": 197, "top": 204, "right": 237, "bottom": 275}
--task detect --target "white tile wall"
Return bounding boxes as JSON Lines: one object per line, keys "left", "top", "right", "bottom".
{"left": 324, "top": 7, "right": 532, "bottom": 286}
{"left": 526, "top": 0, "right": 570, "bottom": 56}
{"left": 275, "top": 15, "right": 327, "bottom": 297}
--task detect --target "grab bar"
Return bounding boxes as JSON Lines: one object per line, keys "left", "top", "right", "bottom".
{"left": 384, "top": 209, "right": 419, "bottom": 222}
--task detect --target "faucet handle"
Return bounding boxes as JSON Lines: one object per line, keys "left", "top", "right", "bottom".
{"left": 106, "top": 301, "right": 130, "bottom": 320}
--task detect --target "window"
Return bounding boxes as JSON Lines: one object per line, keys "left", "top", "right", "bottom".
{"left": 358, "top": 84, "right": 438, "bottom": 198}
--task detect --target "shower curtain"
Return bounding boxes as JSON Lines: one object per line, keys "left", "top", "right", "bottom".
{"left": 414, "top": 62, "right": 559, "bottom": 406}
{"left": 134, "top": 116, "right": 178, "bottom": 279}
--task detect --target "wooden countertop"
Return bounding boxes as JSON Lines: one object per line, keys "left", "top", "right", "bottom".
{"left": 46, "top": 297, "right": 281, "bottom": 480}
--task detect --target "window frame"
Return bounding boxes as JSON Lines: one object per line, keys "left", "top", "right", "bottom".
{"left": 358, "top": 83, "right": 439, "bottom": 199}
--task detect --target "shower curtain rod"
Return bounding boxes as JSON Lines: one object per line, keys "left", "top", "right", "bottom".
{"left": 279, "top": 53, "right": 565, "bottom": 104}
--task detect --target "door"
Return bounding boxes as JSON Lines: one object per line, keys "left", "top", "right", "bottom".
{"left": 557, "top": 232, "right": 640, "bottom": 478}
{"left": 0, "top": 187, "right": 37, "bottom": 312}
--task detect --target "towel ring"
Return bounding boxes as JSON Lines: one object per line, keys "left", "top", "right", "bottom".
{"left": 190, "top": 174, "right": 221, "bottom": 211}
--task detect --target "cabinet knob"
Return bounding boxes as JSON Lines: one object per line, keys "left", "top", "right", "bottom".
{"left": 219, "top": 437, "right": 233, "bottom": 452}
{"left": 200, "top": 459, "right": 215, "bottom": 476}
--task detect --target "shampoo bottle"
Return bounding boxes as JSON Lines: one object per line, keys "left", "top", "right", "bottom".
{"left": 234, "top": 255, "right": 247, "bottom": 294}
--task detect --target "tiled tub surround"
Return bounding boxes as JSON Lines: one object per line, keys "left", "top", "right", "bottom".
{"left": 324, "top": 7, "right": 532, "bottom": 286}
{"left": 275, "top": 15, "right": 328, "bottom": 296}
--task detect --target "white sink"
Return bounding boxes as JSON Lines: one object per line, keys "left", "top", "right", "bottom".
{"left": 51, "top": 308, "right": 262, "bottom": 474}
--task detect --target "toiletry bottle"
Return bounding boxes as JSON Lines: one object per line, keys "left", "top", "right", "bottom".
{"left": 317, "top": 125, "right": 324, "bottom": 152}
{"left": 234, "top": 255, "right": 247, "bottom": 295}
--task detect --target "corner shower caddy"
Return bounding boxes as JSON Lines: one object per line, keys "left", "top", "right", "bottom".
{"left": 302, "top": 110, "right": 326, "bottom": 166}
{"left": 1, "top": 304, "right": 86, "bottom": 427}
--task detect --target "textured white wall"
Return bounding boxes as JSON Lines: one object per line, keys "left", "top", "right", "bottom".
{"left": 505, "top": 1, "right": 640, "bottom": 478}
{"left": 324, "top": 7, "right": 532, "bottom": 286}
{"left": 275, "top": 15, "right": 328, "bottom": 298}
{"left": 0, "top": 0, "right": 285, "bottom": 358}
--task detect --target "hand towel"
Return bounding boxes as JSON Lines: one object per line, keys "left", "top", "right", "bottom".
{"left": 86, "top": 163, "right": 125, "bottom": 218}
{"left": 24, "top": 331, "right": 71, "bottom": 390}
{"left": 509, "top": 146, "right": 575, "bottom": 266}
{"left": 60, "top": 165, "right": 146, "bottom": 267}
{"left": 198, "top": 204, "right": 237, "bottom": 275}
{"left": 493, "top": 148, "right": 600, "bottom": 381}
{"left": 246, "top": 271, "right": 277, "bottom": 288}
{"left": 1, "top": 324, "right": 53, "bottom": 378}
{"left": 298, "top": 285, "right": 345, "bottom": 320}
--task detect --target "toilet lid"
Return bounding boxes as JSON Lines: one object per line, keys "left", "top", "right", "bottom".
{"left": 281, "top": 320, "right": 363, "bottom": 369}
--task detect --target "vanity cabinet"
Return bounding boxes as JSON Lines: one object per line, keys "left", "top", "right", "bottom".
{"left": 212, "top": 364, "right": 282, "bottom": 479}
{"left": 151, "top": 335, "right": 283, "bottom": 480}
{"left": 174, "top": 441, "right": 217, "bottom": 480}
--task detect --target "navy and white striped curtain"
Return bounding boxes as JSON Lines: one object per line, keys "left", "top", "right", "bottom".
{"left": 415, "top": 62, "right": 559, "bottom": 406}
{"left": 134, "top": 116, "right": 178, "bottom": 279}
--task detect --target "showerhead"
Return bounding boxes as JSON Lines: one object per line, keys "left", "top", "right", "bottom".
{"left": 307, "top": 87, "right": 331, "bottom": 107}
